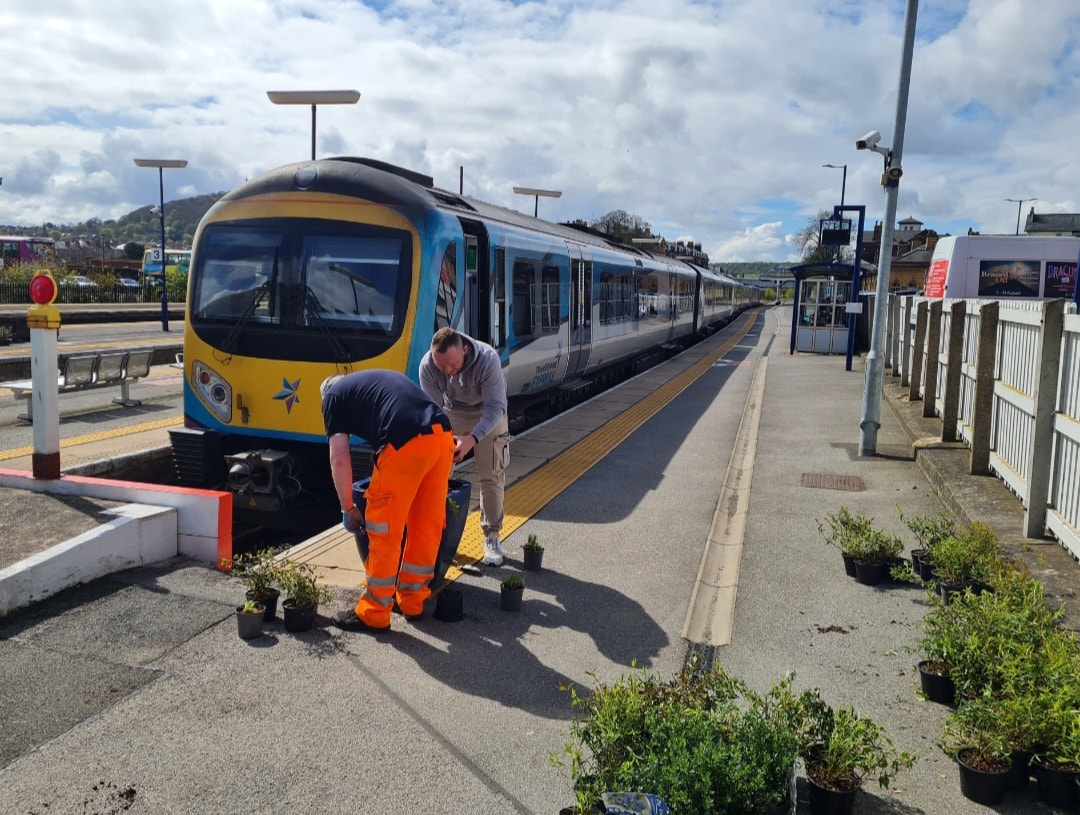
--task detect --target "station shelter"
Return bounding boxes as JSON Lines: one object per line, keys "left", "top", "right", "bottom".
{"left": 788, "top": 262, "right": 870, "bottom": 356}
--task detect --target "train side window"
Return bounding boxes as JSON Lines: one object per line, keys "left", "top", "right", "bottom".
{"left": 435, "top": 242, "right": 457, "bottom": 330}
{"left": 492, "top": 247, "right": 506, "bottom": 350}
{"left": 512, "top": 258, "right": 534, "bottom": 339}
{"left": 541, "top": 264, "right": 560, "bottom": 333}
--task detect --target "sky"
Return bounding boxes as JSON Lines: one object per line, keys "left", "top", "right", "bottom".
{"left": 2, "top": 0, "right": 1079, "bottom": 263}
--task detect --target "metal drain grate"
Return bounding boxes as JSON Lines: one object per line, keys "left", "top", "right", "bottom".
{"left": 801, "top": 472, "right": 866, "bottom": 492}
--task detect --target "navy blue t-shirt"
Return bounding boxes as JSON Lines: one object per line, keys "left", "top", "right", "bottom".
{"left": 322, "top": 370, "right": 450, "bottom": 450}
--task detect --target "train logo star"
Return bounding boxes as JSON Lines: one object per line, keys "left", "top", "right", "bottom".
{"left": 273, "top": 377, "right": 301, "bottom": 413}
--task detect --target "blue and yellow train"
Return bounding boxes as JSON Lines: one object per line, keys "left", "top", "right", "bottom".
{"left": 172, "top": 157, "right": 759, "bottom": 527}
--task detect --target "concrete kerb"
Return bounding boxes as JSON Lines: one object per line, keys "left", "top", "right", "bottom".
{"left": 0, "top": 466, "right": 232, "bottom": 617}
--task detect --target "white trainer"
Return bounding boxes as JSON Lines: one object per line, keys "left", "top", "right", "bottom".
{"left": 482, "top": 534, "right": 505, "bottom": 566}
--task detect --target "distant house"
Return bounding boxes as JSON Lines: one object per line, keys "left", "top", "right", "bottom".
{"left": 858, "top": 216, "right": 941, "bottom": 293}
{"left": 1023, "top": 209, "right": 1080, "bottom": 236}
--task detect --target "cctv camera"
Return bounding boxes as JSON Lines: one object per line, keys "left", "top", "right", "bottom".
{"left": 856, "top": 130, "right": 881, "bottom": 150}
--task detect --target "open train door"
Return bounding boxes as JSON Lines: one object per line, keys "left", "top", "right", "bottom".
{"left": 565, "top": 244, "right": 592, "bottom": 378}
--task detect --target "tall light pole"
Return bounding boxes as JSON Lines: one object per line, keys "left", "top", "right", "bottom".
{"left": 513, "top": 186, "right": 562, "bottom": 218}
{"left": 1005, "top": 197, "right": 1036, "bottom": 235}
{"left": 822, "top": 163, "right": 847, "bottom": 208}
{"left": 133, "top": 158, "right": 187, "bottom": 332}
{"left": 266, "top": 90, "right": 361, "bottom": 160}
{"left": 856, "top": 0, "right": 918, "bottom": 457}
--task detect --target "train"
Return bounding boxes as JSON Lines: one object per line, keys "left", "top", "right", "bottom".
{"left": 170, "top": 156, "right": 760, "bottom": 528}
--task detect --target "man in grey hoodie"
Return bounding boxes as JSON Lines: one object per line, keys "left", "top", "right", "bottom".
{"left": 419, "top": 328, "right": 510, "bottom": 566}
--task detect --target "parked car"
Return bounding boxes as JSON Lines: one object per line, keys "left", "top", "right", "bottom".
{"left": 62, "top": 275, "right": 98, "bottom": 289}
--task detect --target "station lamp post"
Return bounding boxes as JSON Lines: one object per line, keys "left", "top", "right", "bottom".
{"left": 133, "top": 158, "right": 187, "bottom": 332}
{"left": 822, "top": 163, "right": 847, "bottom": 208}
{"left": 266, "top": 90, "right": 361, "bottom": 160}
{"left": 1005, "top": 197, "right": 1036, "bottom": 235}
{"left": 513, "top": 186, "right": 562, "bottom": 218}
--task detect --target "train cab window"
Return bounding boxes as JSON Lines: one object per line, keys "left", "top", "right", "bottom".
{"left": 301, "top": 235, "right": 404, "bottom": 334}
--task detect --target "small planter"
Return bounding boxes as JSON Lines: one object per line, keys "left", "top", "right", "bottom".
{"left": 434, "top": 588, "right": 464, "bottom": 622}
{"left": 840, "top": 552, "right": 857, "bottom": 578}
{"left": 500, "top": 577, "right": 525, "bottom": 611}
{"left": 938, "top": 580, "right": 969, "bottom": 605}
{"left": 916, "top": 553, "right": 935, "bottom": 582}
{"left": 853, "top": 560, "right": 887, "bottom": 585}
{"left": 956, "top": 747, "right": 1010, "bottom": 806}
{"left": 917, "top": 660, "right": 955, "bottom": 705}
{"left": 282, "top": 600, "right": 316, "bottom": 632}
{"left": 805, "top": 774, "right": 857, "bottom": 815}
{"left": 523, "top": 546, "right": 545, "bottom": 571}
{"left": 1034, "top": 761, "right": 1080, "bottom": 810}
{"left": 236, "top": 603, "right": 265, "bottom": 639}
{"left": 246, "top": 588, "right": 279, "bottom": 621}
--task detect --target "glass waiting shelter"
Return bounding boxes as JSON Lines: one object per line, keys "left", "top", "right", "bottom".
{"left": 789, "top": 263, "right": 856, "bottom": 355}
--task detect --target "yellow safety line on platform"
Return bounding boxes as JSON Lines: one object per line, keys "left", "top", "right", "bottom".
{"left": 442, "top": 312, "right": 758, "bottom": 582}
{"left": 0, "top": 416, "right": 180, "bottom": 461}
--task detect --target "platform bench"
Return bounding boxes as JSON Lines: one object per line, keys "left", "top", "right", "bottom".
{"left": 3, "top": 348, "right": 154, "bottom": 421}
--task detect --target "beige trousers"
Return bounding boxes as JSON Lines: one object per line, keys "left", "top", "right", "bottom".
{"left": 447, "top": 407, "right": 509, "bottom": 537}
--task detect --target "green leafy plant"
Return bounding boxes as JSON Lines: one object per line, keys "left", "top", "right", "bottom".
{"left": 802, "top": 700, "right": 915, "bottom": 792}
{"left": 222, "top": 548, "right": 284, "bottom": 600}
{"left": 501, "top": 573, "right": 525, "bottom": 591}
{"left": 278, "top": 560, "right": 334, "bottom": 609}
{"left": 552, "top": 663, "right": 800, "bottom": 815}
{"left": 817, "top": 507, "right": 875, "bottom": 557}
{"left": 847, "top": 526, "right": 903, "bottom": 566}
{"left": 939, "top": 696, "right": 1012, "bottom": 770}
{"left": 447, "top": 495, "right": 460, "bottom": 518}
{"left": 900, "top": 508, "right": 957, "bottom": 555}
{"left": 239, "top": 598, "right": 264, "bottom": 615}
{"left": 929, "top": 521, "right": 1002, "bottom": 587}
{"left": 523, "top": 533, "right": 543, "bottom": 551}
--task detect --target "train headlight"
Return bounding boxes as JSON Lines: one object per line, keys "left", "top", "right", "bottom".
{"left": 193, "top": 360, "right": 233, "bottom": 424}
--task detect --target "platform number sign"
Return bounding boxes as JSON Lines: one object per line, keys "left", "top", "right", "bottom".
{"left": 150, "top": 248, "right": 163, "bottom": 262}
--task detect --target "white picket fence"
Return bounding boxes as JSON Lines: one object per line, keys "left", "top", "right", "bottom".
{"left": 886, "top": 294, "right": 1080, "bottom": 561}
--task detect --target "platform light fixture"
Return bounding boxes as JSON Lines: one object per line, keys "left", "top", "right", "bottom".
{"left": 266, "top": 89, "right": 361, "bottom": 160}
{"left": 513, "top": 186, "right": 562, "bottom": 218}
{"left": 133, "top": 158, "right": 188, "bottom": 332}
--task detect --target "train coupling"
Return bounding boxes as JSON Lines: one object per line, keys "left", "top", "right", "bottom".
{"left": 225, "top": 449, "right": 299, "bottom": 512}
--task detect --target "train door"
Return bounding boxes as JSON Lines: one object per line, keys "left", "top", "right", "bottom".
{"left": 565, "top": 245, "right": 591, "bottom": 378}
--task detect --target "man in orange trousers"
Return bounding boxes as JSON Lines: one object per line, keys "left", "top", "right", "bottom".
{"left": 321, "top": 371, "right": 455, "bottom": 631}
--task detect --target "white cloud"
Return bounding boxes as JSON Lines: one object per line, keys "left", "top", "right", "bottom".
{"left": 1, "top": 0, "right": 1079, "bottom": 259}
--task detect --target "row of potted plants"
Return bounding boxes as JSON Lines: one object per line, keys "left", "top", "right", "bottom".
{"left": 222, "top": 548, "right": 334, "bottom": 638}
{"left": 906, "top": 511, "right": 1080, "bottom": 809}
{"left": 552, "top": 662, "right": 913, "bottom": 815}
{"left": 817, "top": 507, "right": 905, "bottom": 585}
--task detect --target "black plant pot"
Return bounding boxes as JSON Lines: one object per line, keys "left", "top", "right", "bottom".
{"left": 939, "top": 580, "right": 969, "bottom": 605}
{"left": 910, "top": 548, "right": 927, "bottom": 574}
{"left": 1035, "top": 761, "right": 1080, "bottom": 810}
{"left": 282, "top": 600, "right": 316, "bottom": 632}
{"left": 523, "top": 547, "right": 545, "bottom": 571}
{"left": 917, "top": 553, "right": 935, "bottom": 582}
{"left": 434, "top": 588, "right": 464, "bottom": 622}
{"left": 917, "top": 660, "right": 955, "bottom": 705}
{"left": 853, "top": 560, "right": 886, "bottom": 585}
{"left": 840, "top": 552, "right": 857, "bottom": 578}
{"left": 500, "top": 586, "right": 524, "bottom": 612}
{"left": 1007, "top": 749, "right": 1033, "bottom": 790}
{"left": 246, "top": 588, "right": 280, "bottom": 621}
{"left": 806, "top": 775, "right": 857, "bottom": 815}
{"left": 957, "top": 748, "right": 1010, "bottom": 806}
{"left": 236, "top": 606, "right": 265, "bottom": 640}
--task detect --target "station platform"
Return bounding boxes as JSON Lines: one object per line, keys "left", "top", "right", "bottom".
{"left": 1, "top": 305, "right": 1077, "bottom": 815}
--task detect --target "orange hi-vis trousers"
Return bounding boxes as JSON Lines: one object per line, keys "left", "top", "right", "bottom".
{"left": 355, "top": 425, "right": 455, "bottom": 627}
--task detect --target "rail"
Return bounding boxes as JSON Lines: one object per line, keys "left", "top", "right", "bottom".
{"left": 2, "top": 348, "right": 154, "bottom": 421}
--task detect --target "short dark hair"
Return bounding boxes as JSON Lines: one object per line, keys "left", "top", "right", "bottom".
{"left": 431, "top": 327, "right": 463, "bottom": 353}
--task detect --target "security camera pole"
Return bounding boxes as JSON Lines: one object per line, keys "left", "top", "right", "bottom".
{"left": 857, "top": 0, "right": 918, "bottom": 457}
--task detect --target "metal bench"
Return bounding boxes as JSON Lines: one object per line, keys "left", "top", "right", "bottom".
{"left": 3, "top": 348, "right": 154, "bottom": 420}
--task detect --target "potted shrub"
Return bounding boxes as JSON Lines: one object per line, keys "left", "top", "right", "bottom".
{"left": 929, "top": 522, "right": 1001, "bottom": 600}
{"left": 940, "top": 698, "right": 1012, "bottom": 806}
{"left": 522, "top": 533, "right": 545, "bottom": 571}
{"left": 235, "top": 598, "right": 265, "bottom": 640}
{"left": 817, "top": 507, "right": 875, "bottom": 577}
{"left": 553, "top": 663, "right": 800, "bottom": 815}
{"left": 900, "top": 508, "right": 957, "bottom": 581}
{"left": 223, "top": 548, "right": 284, "bottom": 621}
{"left": 1032, "top": 683, "right": 1080, "bottom": 810}
{"left": 801, "top": 698, "right": 915, "bottom": 815}
{"left": 847, "top": 527, "right": 904, "bottom": 585}
{"left": 500, "top": 572, "right": 525, "bottom": 611}
{"left": 278, "top": 560, "right": 334, "bottom": 632}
